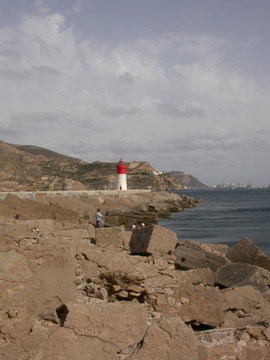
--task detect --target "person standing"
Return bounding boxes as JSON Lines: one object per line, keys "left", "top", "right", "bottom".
{"left": 95, "top": 208, "right": 103, "bottom": 228}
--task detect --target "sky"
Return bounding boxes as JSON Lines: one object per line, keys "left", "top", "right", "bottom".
{"left": 1, "top": 0, "right": 270, "bottom": 187}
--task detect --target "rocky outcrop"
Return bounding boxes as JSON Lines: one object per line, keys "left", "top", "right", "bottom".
{"left": 1, "top": 192, "right": 270, "bottom": 359}
{"left": 168, "top": 170, "right": 209, "bottom": 189}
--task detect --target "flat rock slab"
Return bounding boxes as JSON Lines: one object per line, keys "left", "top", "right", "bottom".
{"left": 0, "top": 250, "right": 33, "bottom": 283}
{"left": 175, "top": 240, "right": 230, "bottom": 271}
{"left": 130, "top": 317, "right": 198, "bottom": 360}
{"left": 65, "top": 302, "right": 148, "bottom": 349}
{"left": 95, "top": 226, "right": 126, "bottom": 247}
{"left": 30, "top": 327, "right": 119, "bottom": 360}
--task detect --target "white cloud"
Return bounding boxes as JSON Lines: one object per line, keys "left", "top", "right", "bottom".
{"left": 34, "top": 0, "right": 50, "bottom": 15}
{"left": 0, "top": 10, "right": 270, "bottom": 186}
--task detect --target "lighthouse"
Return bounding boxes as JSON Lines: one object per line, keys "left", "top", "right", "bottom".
{"left": 116, "top": 159, "right": 127, "bottom": 190}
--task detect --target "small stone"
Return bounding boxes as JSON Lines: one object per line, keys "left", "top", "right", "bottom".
{"left": 263, "top": 327, "right": 270, "bottom": 340}
{"left": 126, "top": 285, "right": 144, "bottom": 293}
{"left": 118, "top": 290, "right": 129, "bottom": 298}
{"left": 76, "top": 283, "right": 85, "bottom": 290}
{"left": 42, "top": 310, "right": 59, "bottom": 324}
{"left": 86, "top": 284, "right": 95, "bottom": 295}
{"left": 112, "top": 284, "right": 122, "bottom": 292}
{"left": 180, "top": 296, "right": 189, "bottom": 304}
{"left": 6, "top": 309, "right": 17, "bottom": 319}
{"left": 164, "top": 287, "right": 174, "bottom": 295}
{"left": 95, "top": 289, "right": 107, "bottom": 300}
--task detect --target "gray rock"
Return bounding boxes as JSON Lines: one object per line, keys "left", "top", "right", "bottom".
{"left": 215, "top": 263, "right": 270, "bottom": 288}
{"left": 197, "top": 326, "right": 270, "bottom": 360}
{"left": 227, "top": 237, "right": 270, "bottom": 271}
{"left": 175, "top": 240, "right": 230, "bottom": 271}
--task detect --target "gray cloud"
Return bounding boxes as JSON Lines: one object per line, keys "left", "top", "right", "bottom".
{"left": 119, "top": 72, "right": 135, "bottom": 83}
{"left": 0, "top": 45, "right": 20, "bottom": 61}
{"left": 0, "top": 127, "right": 21, "bottom": 139}
{"left": 0, "top": 68, "right": 31, "bottom": 81}
{"left": 98, "top": 104, "right": 140, "bottom": 117}
{"left": 157, "top": 102, "right": 205, "bottom": 118}
{"left": 167, "top": 129, "right": 245, "bottom": 154}
{"left": 9, "top": 112, "right": 71, "bottom": 130}
{"left": 0, "top": 65, "right": 62, "bottom": 82}
{"left": 31, "top": 65, "right": 63, "bottom": 77}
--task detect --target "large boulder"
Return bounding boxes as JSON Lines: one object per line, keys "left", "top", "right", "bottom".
{"left": 215, "top": 263, "right": 270, "bottom": 289}
{"left": 175, "top": 240, "right": 230, "bottom": 271}
{"left": 0, "top": 236, "right": 78, "bottom": 315}
{"left": 227, "top": 237, "right": 270, "bottom": 271}
{"left": 129, "top": 317, "right": 198, "bottom": 360}
{"left": 144, "top": 269, "right": 220, "bottom": 326}
{"left": 81, "top": 245, "right": 141, "bottom": 275}
{"left": 177, "top": 284, "right": 223, "bottom": 328}
{"left": 30, "top": 326, "right": 119, "bottom": 360}
{"left": 129, "top": 224, "right": 177, "bottom": 255}
{"left": 0, "top": 219, "right": 62, "bottom": 238}
{"left": 221, "top": 285, "right": 270, "bottom": 328}
{"left": 95, "top": 226, "right": 126, "bottom": 247}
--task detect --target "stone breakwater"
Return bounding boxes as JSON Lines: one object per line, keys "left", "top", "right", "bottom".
{"left": 0, "top": 191, "right": 270, "bottom": 359}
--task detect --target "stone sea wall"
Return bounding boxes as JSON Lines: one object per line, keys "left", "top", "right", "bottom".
{"left": 0, "top": 191, "right": 270, "bottom": 359}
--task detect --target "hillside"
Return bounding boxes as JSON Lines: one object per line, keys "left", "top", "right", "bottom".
{"left": 168, "top": 171, "right": 209, "bottom": 189}
{"left": 0, "top": 140, "right": 207, "bottom": 191}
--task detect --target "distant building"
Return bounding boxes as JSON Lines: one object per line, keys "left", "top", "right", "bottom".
{"left": 152, "top": 171, "right": 164, "bottom": 175}
{"left": 215, "top": 182, "right": 253, "bottom": 190}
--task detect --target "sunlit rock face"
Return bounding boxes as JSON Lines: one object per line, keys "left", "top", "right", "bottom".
{"left": 1, "top": 193, "right": 270, "bottom": 359}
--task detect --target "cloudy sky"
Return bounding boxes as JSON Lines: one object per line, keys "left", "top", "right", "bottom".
{"left": 1, "top": 0, "right": 270, "bottom": 187}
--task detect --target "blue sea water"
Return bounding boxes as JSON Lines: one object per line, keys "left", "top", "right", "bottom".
{"left": 158, "top": 188, "right": 270, "bottom": 257}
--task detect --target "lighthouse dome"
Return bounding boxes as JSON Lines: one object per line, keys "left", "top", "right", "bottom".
{"left": 116, "top": 159, "right": 127, "bottom": 174}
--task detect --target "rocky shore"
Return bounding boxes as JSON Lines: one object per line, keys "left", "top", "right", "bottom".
{"left": 1, "top": 191, "right": 270, "bottom": 359}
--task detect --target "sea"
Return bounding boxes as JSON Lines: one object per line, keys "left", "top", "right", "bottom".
{"left": 158, "top": 188, "right": 270, "bottom": 257}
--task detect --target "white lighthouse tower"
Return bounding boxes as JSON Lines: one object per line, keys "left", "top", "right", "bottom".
{"left": 116, "top": 159, "right": 127, "bottom": 190}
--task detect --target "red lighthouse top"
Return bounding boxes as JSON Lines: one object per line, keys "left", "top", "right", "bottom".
{"left": 116, "top": 159, "right": 127, "bottom": 174}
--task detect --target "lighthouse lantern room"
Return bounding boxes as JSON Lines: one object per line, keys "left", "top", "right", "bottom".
{"left": 116, "top": 159, "right": 127, "bottom": 190}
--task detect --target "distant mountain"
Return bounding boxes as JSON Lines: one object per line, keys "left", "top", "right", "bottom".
{"left": 168, "top": 171, "right": 209, "bottom": 189}
{"left": 0, "top": 140, "right": 208, "bottom": 191}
